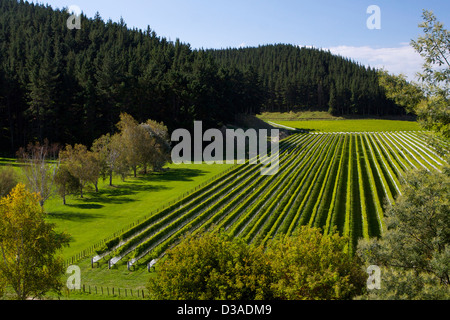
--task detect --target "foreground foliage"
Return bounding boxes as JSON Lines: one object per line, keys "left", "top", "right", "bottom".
{"left": 0, "top": 184, "right": 71, "bottom": 300}
{"left": 0, "top": 166, "right": 18, "bottom": 198}
{"left": 357, "top": 166, "right": 450, "bottom": 299}
{"left": 148, "top": 227, "right": 366, "bottom": 300}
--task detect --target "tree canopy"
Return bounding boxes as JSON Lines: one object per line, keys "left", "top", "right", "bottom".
{"left": 357, "top": 167, "right": 450, "bottom": 299}
{"left": 0, "top": 184, "right": 71, "bottom": 300}
{"left": 148, "top": 227, "right": 366, "bottom": 300}
{"left": 0, "top": 0, "right": 407, "bottom": 155}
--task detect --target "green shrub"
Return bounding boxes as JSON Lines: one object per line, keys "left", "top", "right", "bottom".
{"left": 0, "top": 166, "right": 18, "bottom": 198}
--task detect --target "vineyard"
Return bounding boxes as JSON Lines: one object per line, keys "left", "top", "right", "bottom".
{"left": 92, "top": 130, "right": 446, "bottom": 270}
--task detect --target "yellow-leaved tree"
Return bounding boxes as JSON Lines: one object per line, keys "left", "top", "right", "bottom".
{"left": 0, "top": 184, "right": 71, "bottom": 300}
{"left": 147, "top": 227, "right": 366, "bottom": 300}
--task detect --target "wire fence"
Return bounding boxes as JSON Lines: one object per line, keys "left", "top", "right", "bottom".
{"left": 66, "top": 284, "right": 148, "bottom": 299}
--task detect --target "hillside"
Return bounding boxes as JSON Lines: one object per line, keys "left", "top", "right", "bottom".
{"left": 208, "top": 45, "right": 405, "bottom": 116}
{"left": 0, "top": 0, "right": 408, "bottom": 155}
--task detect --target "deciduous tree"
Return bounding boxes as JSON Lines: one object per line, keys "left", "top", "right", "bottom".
{"left": 357, "top": 167, "right": 450, "bottom": 299}
{"left": 54, "top": 164, "right": 80, "bottom": 205}
{"left": 411, "top": 10, "right": 450, "bottom": 138}
{"left": 16, "top": 140, "right": 59, "bottom": 207}
{"left": 148, "top": 227, "right": 366, "bottom": 300}
{"left": 116, "top": 113, "right": 144, "bottom": 177}
{"left": 266, "top": 226, "right": 366, "bottom": 300}
{"left": 0, "top": 184, "right": 71, "bottom": 300}
{"left": 92, "top": 133, "right": 127, "bottom": 186}
{"left": 140, "top": 119, "right": 171, "bottom": 172}
{"left": 148, "top": 231, "right": 274, "bottom": 300}
{"left": 59, "top": 144, "right": 101, "bottom": 197}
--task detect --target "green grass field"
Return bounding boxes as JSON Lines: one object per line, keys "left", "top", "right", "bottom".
{"left": 1, "top": 160, "right": 234, "bottom": 299}
{"left": 269, "top": 119, "right": 422, "bottom": 132}
{"left": 44, "top": 163, "right": 234, "bottom": 259}
{"left": 257, "top": 111, "right": 341, "bottom": 121}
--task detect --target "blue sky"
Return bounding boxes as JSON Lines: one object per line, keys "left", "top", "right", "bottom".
{"left": 32, "top": 0, "right": 450, "bottom": 80}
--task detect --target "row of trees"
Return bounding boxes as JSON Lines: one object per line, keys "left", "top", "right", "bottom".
{"left": 0, "top": 112, "right": 170, "bottom": 300}
{"left": 17, "top": 113, "right": 170, "bottom": 206}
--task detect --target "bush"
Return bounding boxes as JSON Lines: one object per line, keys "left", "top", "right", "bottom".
{"left": 357, "top": 167, "right": 450, "bottom": 300}
{"left": 147, "top": 227, "right": 366, "bottom": 300}
{"left": 148, "top": 231, "right": 274, "bottom": 300}
{"left": 266, "top": 226, "right": 366, "bottom": 300}
{"left": 0, "top": 166, "right": 18, "bottom": 198}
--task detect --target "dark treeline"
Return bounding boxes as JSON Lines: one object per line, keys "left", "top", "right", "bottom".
{"left": 0, "top": 0, "right": 252, "bottom": 154}
{"left": 0, "top": 0, "right": 405, "bottom": 155}
{"left": 208, "top": 45, "right": 404, "bottom": 116}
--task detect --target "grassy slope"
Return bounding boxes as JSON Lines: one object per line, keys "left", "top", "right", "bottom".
{"left": 0, "top": 159, "right": 233, "bottom": 259}
{"left": 44, "top": 163, "right": 234, "bottom": 259}
{"left": 258, "top": 111, "right": 341, "bottom": 121}
{"left": 257, "top": 111, "right": 421, "bottom": 132}
{"left": 1, "top": 160, "right": 233, "bottom": 299}
{"left": 268, "top": 119, "right": 421, "bottom": 132}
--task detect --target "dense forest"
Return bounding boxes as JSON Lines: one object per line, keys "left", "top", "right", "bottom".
{"left": 209, "top": 46, "right": 403, "bottom": 116}
{"left": 0, "top": 0, "right": 405, "bottom": 155}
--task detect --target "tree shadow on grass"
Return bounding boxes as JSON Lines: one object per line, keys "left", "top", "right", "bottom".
{"left": 49, "top": 167, "right": 208, "bottom": 218}
{"left": 79, "top": 184, "right": 170, "bottom": 205}
{"left": 138, "top": 167, "right": 210, "bottom": 183}
{"left": 48, "top": 211, "right": 103, "bottom": 222}
{"left": 66, "top": 203, "right": 105, "bottom": 210}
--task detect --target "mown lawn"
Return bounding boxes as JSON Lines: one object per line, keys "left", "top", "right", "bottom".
{"left": 0, "top": 159, "right": 233, "bottom": 259}
{"left": 269, "top": 119, "right": 422, "bottom": 132}
{"left": 257, "top": 111, "right": 340, "bottom": 121}
{"left": 45, "top": 163, "right": 234, "bottom": 259}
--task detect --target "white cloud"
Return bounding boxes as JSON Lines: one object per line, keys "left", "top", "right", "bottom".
{"left": 326, "top": 44, "right": 425, "bottom": 81}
